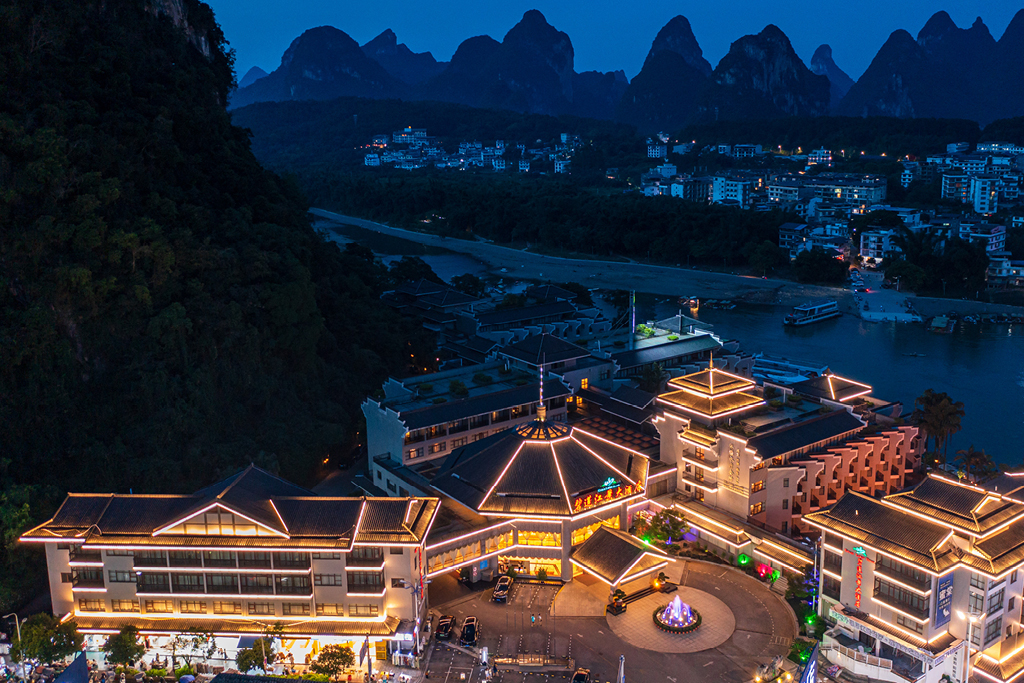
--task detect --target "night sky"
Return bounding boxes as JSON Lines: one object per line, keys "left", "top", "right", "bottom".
{"left": 209, "top": 0, "right": 1022, "bottom": 83}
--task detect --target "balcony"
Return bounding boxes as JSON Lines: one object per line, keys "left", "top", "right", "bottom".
{"left": 133, "top": 552, "right": 168, "bottom": 567}
{"left": 204, "top": 582, "right": 240, "bottom": 595}
{"left": 346, "top": 556, "right": 384, "bottom": 568}
{"left": 72, "top": 574, "right": 105, "bottom": 589}
{"left": 136, "top": 580, "right": 171, "bottom": 594}
{"left": 274, "top": 555, "right": 311, "bottom": 569}
{"left": 238, "top": 554, "right": 273, "bottom": 569}
{"left": 239, "top": 580, "right": 274, "bottom": 595}
{"left": 69, "top": 548, "right": 102, "bottom": 564}
{"left": 202, "top": 552, "right": 237, "bottom": 568}
{"left": 872, "top": 590, "right": 929, "bottom": 620}
{"left": 275, "top": 582, "right": 313, "bottom": 595}
{"left": 168, "top": 552, "right": 203, "bottom": 568}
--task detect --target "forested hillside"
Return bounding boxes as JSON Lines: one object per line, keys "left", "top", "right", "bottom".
{"left": 0, "top": 0, "right": 426, "bottom": 609}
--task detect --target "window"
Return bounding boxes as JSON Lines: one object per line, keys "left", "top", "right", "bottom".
{"left": 213, "top": 601, "right": 242, "bottom": 615}
{"left": 989, "top": 588, "right": 1006, "bottom": 613}
{"left": 350, "top": 547, "right": 384, "bottom": 564}
{"left": 971, "top": 623, "right": 982, "bottom": 646}
{"left": 750, "top": 502, "right": 764, "bottom": 516}
{"left": 390, "top": 547, "right": 403, "bottom": 555}
{"left": 283, "top": 603, "right": 310, "bottom": 616}
{"left": 781, "top": 521, "right": 788, "bottom": 533}
{"left": 392, "top": 578, "right": 405, "bottom": 588}
{"left": 823, "top": 575, "right": 841, "bottom": 600}
{"left": 275, "top": 552, "right": 310, "bottom": 569}
{"left": 376, "top": 470, "right": 382, "bottom": 479}
{"left": 751, "top": 480, "right": 765, "bottom": 493}
{"left": 783, "top": 478, "right": 790, "bottom": 488}
{"left": 874, "top": 578, "right": 929, "bottom": 618}
{"left": 387, "top": 480, "right": 397, "bottom": 493}
{"left": 180, "top": 601, "right": 207, "bottom": 614}
{"left": 316, "top": 604, "right": 343, "bottom": 616}
{"left": 134, "top": 550, "right": 168, "bottom": 566}
{"left": 78, "top": 599, "right": 104, "bottom": 612}
{"left": 451, "top": 437, "right": 467, "bottom": 449}
{"left": 824, "top": 551, "right": 842, "bottom": 574}
{"left": 238, "top": 552, "right": 272, "bottom": 568}
{"left": 240, "top": 575, "right": 274, "bottom": 594}
{"left": 105, "top": 550, "right": 134, "bottom": 556}
{"left": 314, "top": 574, "right": 344, "bottom": 586}
{"left": 473, "top": 432, "right": 487, "bottom": 442}
{"left": 144, "top": 600, "right": 173, "bottom": 613}
{"left": 108, "top": 571, "right": 135, "bottom": 583}
{"left": 970, "top": 592, "right": 985, "bottom": 613}
{"left": 407, "top": 447, "right": 423, "bottom": 460}
{"left": 111, "top": 600, "right": 139, "bottom": 613}
{"left": 971, "top": 572, "right": 987, "bottom": 589}
{"left": 137, "top": 573, "right": 170, "bottom": 592}
{"left": 202, "top": 573, "right": 237, "bottom": 594}
{"left": 896, "top": 615, "right": 924, "bottom": 635}
{"left": 275, "top": 575, "right": 311, "bottom": 595}
{"left": 203, "top": 551, "right": 236, "bottom": 567}
{"left": 986, "top": 617, "right": 1003, "bottom": 645}
{"left": 1013, "top": 570, "right": 1019, "bottom": 584}
{"left": 876, "top": 555, "right": 930, "bottom": 589}
{"left": 169, "top": 551, "right": 203, "bottom": 567}
{"left": 350, "top": 604, "right": 380, "bottom": 617}
{"left": 312, "top": 553, "right": 342, "bottom": 560}
{"left": 171, "top": 573, "right": 203, "bottom": 592}
{"left": 782, "top": 499, "right": 789, "bottom": 510}
{"left": 1011, "top": 596, "right": 1017, "bottom": 612}
{"left": 347, "top": 571, "right": 384, "bottom": 591}
{"left": 61, "top": 572, "right": 72, "bottom": 583}
{"left": 580, "top": 378, "right": 589, "bottom": 390}
{"left": 248, "top": 602, "right": 274, "bottom": 615}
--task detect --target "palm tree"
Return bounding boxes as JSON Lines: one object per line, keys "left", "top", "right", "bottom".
{"left": 955, "top": 446, "right": 997, "bottom": 483}
{"left": 913, "top": 390, "right": 965, "bottom": 465}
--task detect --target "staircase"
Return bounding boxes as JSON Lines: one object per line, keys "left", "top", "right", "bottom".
{"left": 770, "top": 574, "right": 789, "bottom": 596}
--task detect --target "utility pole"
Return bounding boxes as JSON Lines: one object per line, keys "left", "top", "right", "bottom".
{"left": 4, "top": 613, "right": 24, "bottom": 681}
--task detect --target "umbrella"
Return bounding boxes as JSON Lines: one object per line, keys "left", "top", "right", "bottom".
{"left": 179, "top": 676, "right": 195, "bottom": 683}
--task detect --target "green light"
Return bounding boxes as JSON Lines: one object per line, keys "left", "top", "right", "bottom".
{"left": 770, "top": 570, "right": 781, "bottom": 583}
{"left": 799, "top": 651, "right": 810, "bottom": 663}
{"left": 854, "top": 546, "right": 867, "bottom": 556}
{"left": 737, "top": 553, "right": 751, "bottom": 566}
{"left": 805, "top": 614, "right": 816, "bottom": 625}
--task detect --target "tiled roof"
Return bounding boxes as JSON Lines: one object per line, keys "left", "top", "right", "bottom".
{"left": 399, "top": 379, "right": 570, "bottom": 430}
{"left": 790, "top": 374, "right": 871, "bottom": 402}
{"left": 658, "top": 389, "right": 764, "bottom": 417}
{"left": 21, "top": 466, "right": 439, "bottom": 548}
{"left": 570, "top": 526, "right": 670, "bottom": 585}
{"left": 431, "top": 421, "right": 649, "bottom": 518}
{"left": 526, "top": 285, "right": 578, "bottom": 302}
{"left": 886, "top": 476, "right": 1024, "bottom": 535}
{"left": 476, "top": 301, "right": 576, "bottom": 327}
{"left": 500, "top": 334, "right": 590, "bottom": 366}
{"left": 574, "top": 418, "right": 659, "bottom": 452}
{"left": 668, "top": 369, "right": 753, "bottom": 396}
{"left": 611, "top": 335, "right": 720, "bottom": 370}
{"left": 745, "top": 411, "right": 864, "bottom": 459}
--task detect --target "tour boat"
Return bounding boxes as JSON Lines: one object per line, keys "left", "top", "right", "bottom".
{"left": 783, "top": 300, "right": 841, "bottom": 326}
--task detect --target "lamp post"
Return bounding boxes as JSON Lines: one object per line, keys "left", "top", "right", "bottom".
{"left": 956, "top": 609, "right": 986, "bottom": 680}
{"left": 3, "top": 613, "right": 25, "bottom": 680}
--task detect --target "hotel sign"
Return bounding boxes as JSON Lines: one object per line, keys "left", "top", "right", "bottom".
{"left": 934, "top": 573, "right": 954, "bottom": 628}
{"left": 573, "top": 482, "right": 643, "bottom": 513}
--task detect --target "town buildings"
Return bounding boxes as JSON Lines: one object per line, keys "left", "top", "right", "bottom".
{"left": 808, "top": 473, "right": 1024, "bottom": 683}
{"left": 21, "top": 466, "right": 439, "bottom": 665}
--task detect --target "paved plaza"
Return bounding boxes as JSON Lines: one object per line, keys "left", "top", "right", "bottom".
{"left": 423, "top": 559, "right": 799, "bottom": 683}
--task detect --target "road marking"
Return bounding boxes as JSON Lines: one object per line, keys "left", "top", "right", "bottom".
{"left": 667, "top": 677, "right": 677, "bottom": 682}
{"left": 703, "top": 661, "right": 714, "bottom": 668}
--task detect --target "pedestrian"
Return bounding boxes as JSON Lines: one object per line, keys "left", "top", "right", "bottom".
{"left": 530, "top": 614, "right": 535, "bottom": 627}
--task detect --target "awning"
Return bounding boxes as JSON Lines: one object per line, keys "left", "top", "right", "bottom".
{"left": 570, "top": 526, "right": 673, "bottom": 586}
{"left": 237, "top": 636, "right": 258, "bottom": 649}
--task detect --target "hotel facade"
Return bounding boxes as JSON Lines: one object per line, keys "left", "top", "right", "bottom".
{"left": 20, "top": 467, "right": 439, "bottom": 666}
{"left": 807, "top": 474, "right": 1024, "bottom": 683}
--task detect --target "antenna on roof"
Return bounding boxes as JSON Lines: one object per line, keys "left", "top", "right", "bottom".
{"left": 537, "top": 351, "right": 547, "bottom": 422}
{"left": 709, "top": 352, "right": 714, "bottom": 393}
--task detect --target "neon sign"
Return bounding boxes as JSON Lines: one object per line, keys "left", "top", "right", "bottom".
{"left": 599, "top": 477, "right": 619, "bottom": 492}
{"left": 846, "top": 547, "right": 874, "bottom": 609}
{"left": 573, "top": 482, "right": 643, "bottom": 513}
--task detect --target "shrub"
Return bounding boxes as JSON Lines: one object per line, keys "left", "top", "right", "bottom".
{"left": 174, "top": 666, "right": 195, "bottom": 680}
{"left": 418, "top": 383, "right": 433, "bottom": 394}
{"left": 768, "top": 399, "right": 784, "bottom": 408}
{"left": 449, "top": 380, "right": 469, "bottom": 397}
{"left": 472, "top": 373, "right": 493, "bottom": 385}
{"left": 432, "top": 397, "right": 447, "bottom": 404}
{"left": 536, "top": 567, "right": 548, "bottom": 580}
{"left": 667, "top": 334, "right": 679, "bottom": 341}
{"left": 148, "top": 669, "right": 167, "bottom": 678}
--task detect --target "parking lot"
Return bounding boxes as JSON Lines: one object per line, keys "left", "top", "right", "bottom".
{"left": 423, "top": 561, "right": 800, "bottom": 683}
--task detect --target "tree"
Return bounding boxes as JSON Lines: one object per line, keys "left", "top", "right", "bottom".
{"left": 450, "top": 274, "right": 485, "bottom": 298}
{"left": 235, "top": 637, "right": 277, "bottom": 673}
{"left": 310, "top": 645, "right": 355, "bottom": 681}
{"left": 955, "top": 446, "right": 998, "bottom": 483}
{"left": 913, "top": 389, "right": 966, "bottom": 465}
{"left": 103, "top": 625, "right": 146, "bottom": 668}
{"left": 171, "top": 629, "right": 217, "bottom": 668}
{"left": 792, "top": 247, "right": 847, "bottom": 284}
{"left": 11, "top": 614, "right": 82, "bottom": 665}
{"left": 495, "top": 293, "right": 525, "bottom": 310}
{"left": 883, "top": 258, "right": 927, "bottom": 292}
{"left": 637, "top": 363, "right": 665, "bottom": 393}
{"left": 635, "top": 509, "right": 688, "bottom": 552}
{"left": 388, "top": 256, "right": 444, "bottom": 285}
{"left": 556, "top": 282, "right": 593, "bottom": 306}
{"left": 747, "top": 240, "right": 786, "bottom": 276}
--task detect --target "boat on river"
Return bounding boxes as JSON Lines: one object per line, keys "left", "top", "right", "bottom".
{"left": 783, "top": 300, "right": 841, "bottom": 326}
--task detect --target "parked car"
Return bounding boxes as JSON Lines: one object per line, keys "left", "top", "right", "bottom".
{"left": 492, "top": 575, "right": 513, "bottom": 602}
{"left": 572, "top": 669, "right": 591, "bottom": 683}
{"left": 436, "top": 615, "right": 456, "bottom": 640}
{"left": 460, "top": 616, "right": 478, "bottom": 646}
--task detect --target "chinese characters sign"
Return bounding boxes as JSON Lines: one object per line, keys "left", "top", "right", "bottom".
{"left": 846, "top": 547, "right": 874, "bottom": 609}
{"left": 573, "top": 482, "right": 643, "bottom": 513}
{"left": 935, "top": 573, "right": 954, "bottom": 628}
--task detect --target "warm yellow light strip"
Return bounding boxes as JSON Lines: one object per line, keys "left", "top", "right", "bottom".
{"left": 873, "top": 569, "right": 932, "bottom": 597}
{"left": 752, "top": 549, "right": 802, "bottom": 573}
{"left": 269, "top": 500, "right": 289, "bottom": 535}
{"left": 759, "top": 538, "right": 813, "bottom": 564}
{"left": 619, "top": 560, "right": 670, "bottom": 585}
{"left": 352, "top": 501, "right": 368, "bottom": 541}
{"left": 572, "top": 428, "right": 650, "bottom": 458}
{"left": 571, "top": 436, "right": 638, "bottom": 486}
{"left": 137, "top": 592, "right": 314, "bottom": 599}
{"left": 153, "top": 503, "right": 289, "bottom": 539}
{"left": 716, "top": 430, "right": 747, "bottom": 444}
{"left": 425, "top": 520, "right": 513, "bottom": 550}
{"left": 821, "top": 568, "right": 841, "bottom": 581}
{"left": 569, "top": 558, "right": 613, "bottom": 585}
{"left": 647, "top": 468, "right": 677, "bottom": 481}
{"left": 866, "top": 614, "right": 929, "bottom": 645}
{"left": 482, "top": 442, "right": 526, "bottom": 503}
{"left": 869, "top": 596, "right": 930, "bottom": 624}
{"left": 674, "top": 504, "right": 743, "bottom": 536}
{"left": 677, "top": 453, "right": 720, "bottom": 472}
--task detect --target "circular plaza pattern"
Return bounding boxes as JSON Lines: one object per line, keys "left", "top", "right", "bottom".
{"left": 607, "top": 585, "right": 737, "bottom": 653}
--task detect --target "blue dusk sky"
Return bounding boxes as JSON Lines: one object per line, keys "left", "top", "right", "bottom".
{"left": 209, "top": 0, "right": 1023, "bottom": 82}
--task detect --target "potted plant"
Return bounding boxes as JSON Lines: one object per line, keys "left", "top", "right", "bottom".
{"left": 608, "top": 589, "right": 627, "bottom": 615}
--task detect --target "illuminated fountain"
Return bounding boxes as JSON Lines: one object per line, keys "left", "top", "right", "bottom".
{"left": 653, "top": 595, "right": 701, "bottom": 634}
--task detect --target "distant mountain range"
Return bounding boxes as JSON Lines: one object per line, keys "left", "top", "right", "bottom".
{"left": 230, "top": 9, "right": 1024, "bottom": 128}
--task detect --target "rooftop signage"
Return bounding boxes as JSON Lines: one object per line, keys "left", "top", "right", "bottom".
{"left": 573, "top": 482, "right": 643, "bottom": 514}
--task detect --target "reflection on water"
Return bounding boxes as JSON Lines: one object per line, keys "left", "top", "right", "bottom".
{"left": 637, "top": 295, "right": 1024, "bottom": 467}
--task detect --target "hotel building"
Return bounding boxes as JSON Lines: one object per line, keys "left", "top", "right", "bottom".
{"left": 806, "top": 473, "right": 1024, "bottom": 683}
{"left": 20, "top": 466, "right": 439, "bottom": 664}
{"left": 641, "top": 363, "right": 921, "bottom": 575}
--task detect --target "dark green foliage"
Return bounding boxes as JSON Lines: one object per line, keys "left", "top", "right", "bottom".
{"left": 309, "top": 644, "right": 355, "bottom": 680}
{"left": 299, "top": 172, "right": 797, "bottom": 268}
{"left": 388, "top": 256, "right": 444, "bottom": 285}
{"left": 450, "top": 273, "right": 485, "bottom": 297}
{"left": 637, "top": 363, "right": 665, "bottom": 393}
{"left": 0, "top": 0, "right": 424, "bottom": 610}
{"left": 236, "top": 637, "right": 277, "bottom": 673}
{"left": 449, "top": 380, "right": 469, "bottom": 397}
{"left": 745, "top": 240, "right": 787, "bottom": 276}
{"left": 472, "top": 373, "right": 493, "bottom": 386}
{"left": 792, "top": 247, "right": 847, "bottom": 283}
{"left": 555, "top": 282, "right": 592, "bottom": 305}
{"left": 11, "top": 614, "right": 82, "bottom": 665}
{"left": 102, "top": 626, "right": 146, "bottom": 667}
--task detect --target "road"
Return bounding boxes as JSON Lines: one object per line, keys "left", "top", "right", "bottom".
{"left": 853, "top": 271, "right": 922, "bottom": 323}
{"left": 311, "top": 209, "right": 848, "bottom": 305}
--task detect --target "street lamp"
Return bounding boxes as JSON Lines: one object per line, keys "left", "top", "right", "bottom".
{"left": 956, "top": 610, "right": 986, "bottom": 680}
{"left": 3, "top": 613, "right": 26, "bottom": 680}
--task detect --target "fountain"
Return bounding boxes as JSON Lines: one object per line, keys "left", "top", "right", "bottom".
{"left": 653, "top": 595, "right": 702, "bottom": 634}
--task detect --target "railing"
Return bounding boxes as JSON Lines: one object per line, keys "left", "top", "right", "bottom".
{"left": 72, "top": 575, "right": 105, "bottom": 589}
{"left": 822, "top": 644, "right": 893, "bottom": 670}
{"left": 134, "top": 554, "right": 168, "bottom": 567}
{"left": 69, "top": 549, "right": 102, "bottom": 563}
{"left": 346, "top": 556, "right": 384, "bottom": 568}
{"left": 136, "top": 581, "right": 171, "bottom": 593}
{"left": 274, "top": 556, "right": 311, "bottom": 569}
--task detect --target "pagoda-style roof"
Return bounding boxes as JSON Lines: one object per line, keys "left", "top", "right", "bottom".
{"left": 570, "top": 526, "right": 672, "bottom": 585}
{"left": 791, "top": 374, "right": 871, "bottom": 403}
{"left": 431, "top": 420, "right": 649, "bottom": 518}
{"left": 658, "top": 365, "right": 763, "bottom": 419}
{"left": 21, "top": 465, "right": 440, "bottom": 548}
